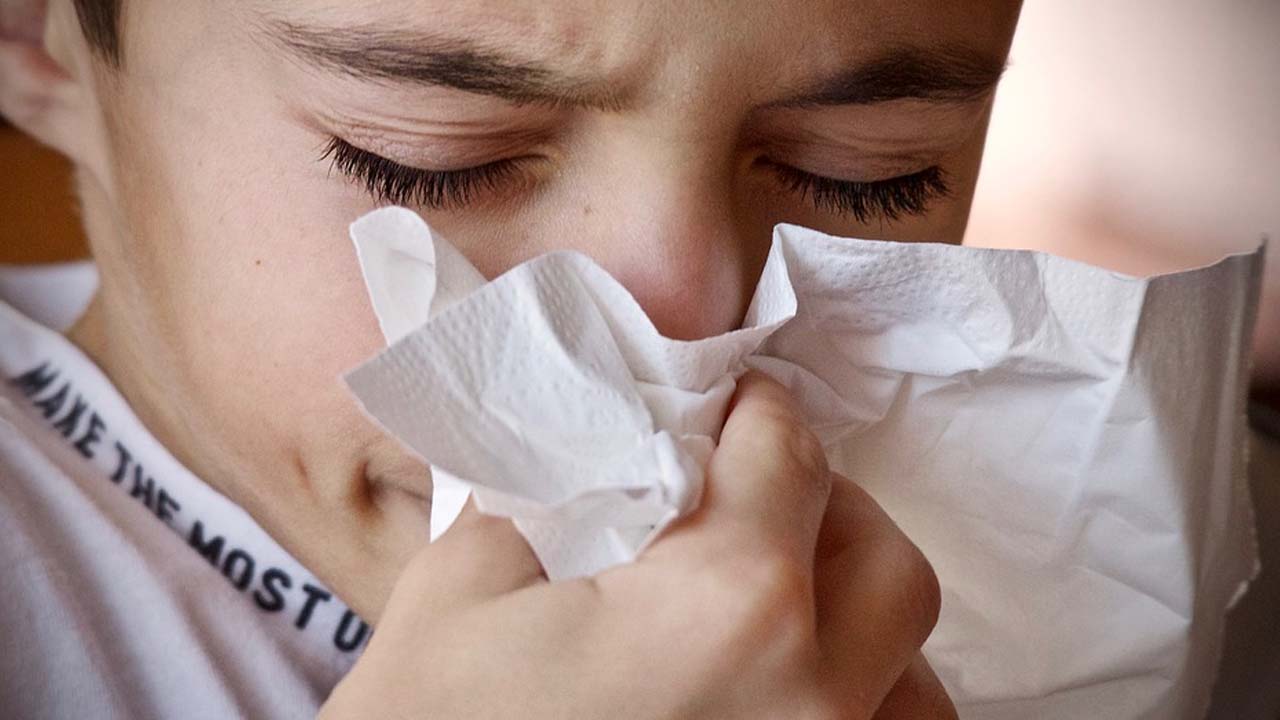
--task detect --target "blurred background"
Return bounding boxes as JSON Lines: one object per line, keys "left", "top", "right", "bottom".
{"left": 0, "top": 116, "right": 84, "bottom": 263}
{"left": 1, "top": 1, "right": 1277, "bottom": 389}
{"left": 966, "top": 0, "right": 1279, "bottom": 391}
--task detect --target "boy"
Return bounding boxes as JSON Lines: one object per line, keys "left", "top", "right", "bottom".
{"left": 3, "top": 0, "right": 1024, "bottom": 716}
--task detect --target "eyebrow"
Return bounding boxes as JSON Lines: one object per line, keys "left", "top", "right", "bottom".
{"left": 264, "top": 20, "right": 1005, "bottom": 111}
{"left": 768, "top": 46, "right": 1008, "bottom": 109}
{"left": 265, "top": 20, "right": 627, "bottom": 111}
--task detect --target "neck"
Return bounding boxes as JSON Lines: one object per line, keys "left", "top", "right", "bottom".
{"left": 65, "top": 290, "right": 415, "bottom": 622}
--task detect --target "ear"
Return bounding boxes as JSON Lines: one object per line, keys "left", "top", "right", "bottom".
{"left": 0, "top": 0, "right": 97, "bottom": 164}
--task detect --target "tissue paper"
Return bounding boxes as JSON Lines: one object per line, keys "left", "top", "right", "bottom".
{"left": 344, "top": 207, "right": 1262, "bottom": 720}
{"left": 346, "top": 207, "right": 796, "bottom": 578}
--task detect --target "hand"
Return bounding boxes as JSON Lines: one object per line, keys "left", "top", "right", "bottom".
{"left": 320, "top": 372, "right": 953, "bottom": 719}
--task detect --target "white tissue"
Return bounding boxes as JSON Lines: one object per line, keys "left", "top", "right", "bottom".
{"left": 346, "top": 207, "right": 795, "bottom": 578}
{"left": 344, "top": 207, "right": 1263, "bottom": 720}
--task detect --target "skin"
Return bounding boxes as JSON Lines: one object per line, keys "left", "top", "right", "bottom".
{"left": 1, "top": 0, "right": 1021, "bottom": 715}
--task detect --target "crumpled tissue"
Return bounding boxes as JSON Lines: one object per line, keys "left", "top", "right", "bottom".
{"left": 344, "top": 206, "right": 1263, "bottom": 720}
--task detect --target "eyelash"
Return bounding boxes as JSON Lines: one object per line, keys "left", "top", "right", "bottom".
{"left": 321, "top": 137, "right": 524, "bottom": 209}
{"left": 766, "top": 162, "right": 951, "bottom": 225}
{"left": 322, "top": 135, "right": 950, "bottom": 223}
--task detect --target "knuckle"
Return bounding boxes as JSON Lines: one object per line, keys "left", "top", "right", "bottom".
{"left": 895, "top": 543, "right": 943, "bottom": 640}
{"left": 786, "top": 423, "right": 830, "bottom": 481}
{"left": 751, "top": 407, "right": 829, "bottom": 483}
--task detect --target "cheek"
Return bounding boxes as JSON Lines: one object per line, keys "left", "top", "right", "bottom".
{"left": 169, "top": 180, "right": 387, "bottom": 450}
{"left": 106, "top": 69, "right": 392, "bottom": 473}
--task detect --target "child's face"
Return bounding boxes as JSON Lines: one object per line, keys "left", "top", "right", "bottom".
{"left": 64, "top": 0, "right": 1021, "bottom": 615}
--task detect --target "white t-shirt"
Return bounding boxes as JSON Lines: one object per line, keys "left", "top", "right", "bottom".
{"left": 0, "top": 264, "right": 365, "bottom": 719}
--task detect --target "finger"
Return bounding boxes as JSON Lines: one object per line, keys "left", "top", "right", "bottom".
{"left": 388, "top": 500, "right": 546, "bottom": 616}
{"left": 815, "top": 475, "right": 943, "bottom": 709}
{"left": 871, "top": 655, "right": 958, "bottom": 720}
{"left": 652, "top": 371, "right": 832, "bottom": 574}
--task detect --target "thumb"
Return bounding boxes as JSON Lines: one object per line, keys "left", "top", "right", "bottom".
{"left": 651, "top": 372, "right": 831, "bottom": 577}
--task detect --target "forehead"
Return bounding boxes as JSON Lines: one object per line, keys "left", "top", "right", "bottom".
{"left": 199, "top": 1, "right": 1020, "bottom": 92}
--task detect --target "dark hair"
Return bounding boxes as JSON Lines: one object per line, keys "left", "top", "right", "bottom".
{"left": 73, "top": 0, "right": 123, "bottom": 65}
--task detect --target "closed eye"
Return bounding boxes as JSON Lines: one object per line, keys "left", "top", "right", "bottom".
{"left": 320, "top": 136, "right": 529, "bottom": 209}
{"left": 762, "top": 161, "right": 951, "bottom": 224}
{"left": 322, "top": 135, "right": 951, "bottom": 223}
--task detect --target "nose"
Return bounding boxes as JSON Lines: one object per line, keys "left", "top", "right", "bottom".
{"left": 544, "top": 142, "right": 769, "bottom": 341}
